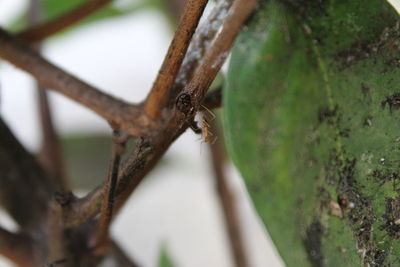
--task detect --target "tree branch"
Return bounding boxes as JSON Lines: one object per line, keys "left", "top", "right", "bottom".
{"left": 63, "top": 0, "right": 257, "bottom": 227}
{"left": 208, "top": 120, "right": 249, "bottom": 267}
{"left": 0, "top": 28, "right": 150, "bottom": 136}
{"left": 183, "top": 0, "right": 258, "bottom": 108}
{"left": 0, "top": 118, "right": 55, "bottom": 229}
{"left": 28, "top": 0, "right": 68, "bottom": 190}
{"left": 144, "top": 0, "right": 209, "bottom": 119}
{"left": 17, "top": 0, "right": 112, "bottom": 43}
{"left": 171, "top": 0, "right": 234, "bottom": 100}
{"left": 93, "top": 132, "right": 126, "bottom": 255}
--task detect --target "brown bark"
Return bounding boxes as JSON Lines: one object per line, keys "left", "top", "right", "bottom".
{"left": 144, "top": 0, "right": 209, "bottom": 118}
{"left": 0, "top": 28, "right": 149, "bottom": 136}
{"left": 28, "top": 0, "right": 68, "bottom": 190}
{"left": 208, "top": 121, "right": 250, "bottom": 267}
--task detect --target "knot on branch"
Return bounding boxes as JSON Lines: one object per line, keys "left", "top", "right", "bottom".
{"left": 176, "top": 93, "right": 194, "bottom": 115}
{"left": 54, "top": 191, "right": 74, "bottom": 207}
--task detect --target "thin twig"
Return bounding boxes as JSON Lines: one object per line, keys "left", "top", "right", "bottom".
{"left": 28, "top": 0, "right": 68, "bottom": 190}
{"left": 144, "top": 0, "right": 209, "bottom": 119}
{"left": 36, "top": 86, "right": 68, "bottom": 189}
{"left": 171, "top": 0, "right": 234, "bottom": 100}
{"left": 93, "top": 131, "right": 126, "bottom": 255}
{"left": 0, "top": 28, "right": 150, "bottom": 136}
{"left": 207, "top": 120, "right": 249, "bottom": 267}
{"left": 184, "top": 0, "right": 258, "bottom": 108}
{"left": 17, "top": 0, "right": 112, "bottom": 43}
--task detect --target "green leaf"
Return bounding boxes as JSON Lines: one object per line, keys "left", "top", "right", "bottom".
{"left": 224, "top": 0, "right": 400, "bottom": 266}
{"left": 157, "top": 246, "right": 175, "bottom": 267}
{"left": 7, "top": 0, "right": 151, "bottom": 34}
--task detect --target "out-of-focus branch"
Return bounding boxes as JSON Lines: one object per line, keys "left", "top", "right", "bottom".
{"left": 17, "top": 0, "right": 112, "bottom": 43}
{"left": 0, "top": 28, "right": 150, "bottom": 136}
{"left": 208, "top": 120, "right": 249, "bottom": 267}
{"left": 0, "top": 118, "right": 55, "bottom": 229}
{"left": 28, "top": 0, "right": 68, "bottom": 190}
{"left": 36, "top": 86, "right": 68, "bottom": 189}
{"left": 165, "top": 0, "right": 186, "bottom": 21}
{"left": 144, "top": 0, "right": 208, "bottom": 118}
{"left": 109, "top": 240, "right": 140, "bottom": 267}
{"left": 0, "top": 227, "right": 36, "bottom": 267}
{"left": 93, "top": 132, "right": 126, "bottom": 255}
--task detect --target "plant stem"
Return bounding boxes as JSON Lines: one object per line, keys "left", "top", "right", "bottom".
{"left": 144, "top": 0, "right": 208, "bottom": 119}
{"left": 184, "top": 0, "right": 258, "bottom": 108}
{"left": 28, "top": 0, "right": 68, "bottom": 190}
{"left": 0, "top": 28, "right": 149, "bottom": 136}
{"left": 93, "top": 131, "right": 126, "bottom": 255}
{"left": 208, "top": 120, "right": 250, "bottom": 267}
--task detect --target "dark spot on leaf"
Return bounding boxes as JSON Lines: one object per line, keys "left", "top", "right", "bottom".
{"left": 318, "top": 106, "right": 337, "bottom": 124}
{"left": 381, "top": 93, "right": 400, "bottom": 112}
{"left": 304, "top": 221, "right": 324, "bottom": 267}
{"left": 380, "top": 198, "right": 400, "bottom": 239}
{"left": 361, "top": 83, "right": 370, "bottom": 97}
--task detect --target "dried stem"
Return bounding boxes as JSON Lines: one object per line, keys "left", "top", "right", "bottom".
{"left": 28, "top": 0, "right": 68, "bottom": 190}
{"left": 93, "top": 132, "right": 126, "bottom": 255}
{"left": 0, "top": 28, "right": 150, "bottom": 136}
{"left": 172, "top": 0, "right": 234, "bottom": 99}
{"left": 144, "top": 0, "right": 209, "bottom": 119}
{"left": 36, "top": 86, "right": 68, "bottom": 189}
{"left": 17, "top": 0, "right": 112, "bottom": 43}
{"left": 208, "top": 120, "right": 249, "bottom": 267}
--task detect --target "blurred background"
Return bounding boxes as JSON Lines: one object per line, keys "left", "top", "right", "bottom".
{"left": 0, "top": 0, "right": 284, "bottom": 266}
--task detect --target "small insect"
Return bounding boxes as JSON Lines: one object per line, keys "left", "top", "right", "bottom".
{"left": 199, "top": 105, "right": 218, "bottom": 144}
